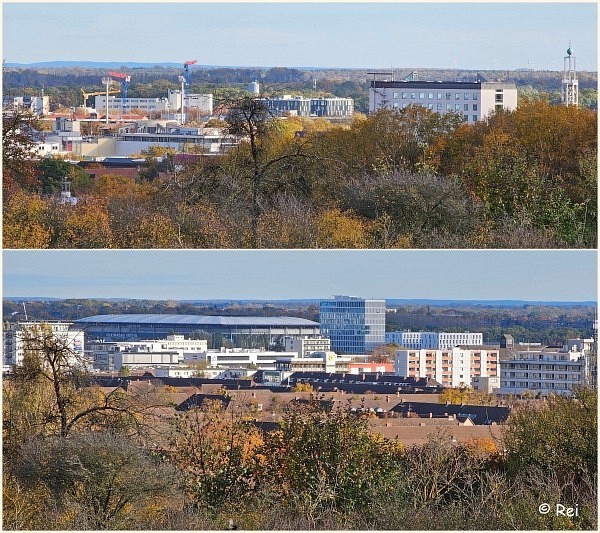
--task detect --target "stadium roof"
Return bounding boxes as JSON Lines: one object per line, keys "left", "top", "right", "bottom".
{"left": 75, "top": 314, "right": 319, "bottom": 327}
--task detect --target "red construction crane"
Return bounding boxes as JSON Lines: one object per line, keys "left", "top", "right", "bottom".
{"left": 183, "top": 59, "right": 197, "bottom": 87}
{"left": 108, "top": 72, "right": 131, "bottom": 113}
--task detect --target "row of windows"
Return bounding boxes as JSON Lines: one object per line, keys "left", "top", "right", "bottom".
{"left": 504, "top": 372, "right": 582, "bottom": 380}
{"left": 392, "top": 91, "right": 479, "bottom": 101}
{"left": 392, "top": 101, "right": 479, "bottom": 113}
{"left": 502, "top": 381, "right": 571, "bottom": 390}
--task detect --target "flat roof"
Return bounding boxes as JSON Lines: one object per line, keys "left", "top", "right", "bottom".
{"left": 76, "top": 314, "right": 319, "bottom": 327}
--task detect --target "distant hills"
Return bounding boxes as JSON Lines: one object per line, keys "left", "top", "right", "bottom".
{"left": 3, "top": 61, "right": 325, "bottom": 70}
{"left": 2, "top": 297, "right": 596, "bottom": 307}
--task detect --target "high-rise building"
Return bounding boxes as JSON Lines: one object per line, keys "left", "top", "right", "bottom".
{"left": 319, "top": 296, "right": 386, "bottom": 354}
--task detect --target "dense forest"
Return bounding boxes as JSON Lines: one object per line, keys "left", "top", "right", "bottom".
{"left": 3, "top": 298, "right": 595, "bottom": 346}
{"left": 3, "top": 332, "right": 598, "bottom": 530}
{"left": 3, "top": 94, "right": 598, "bottom": 249}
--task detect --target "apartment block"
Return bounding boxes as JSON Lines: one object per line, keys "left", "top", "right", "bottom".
{"left": 499, "top": 348, "right": 588, "bottom": 396}
{"left": 395, "top": 347, "right": 499, "bottom": 388}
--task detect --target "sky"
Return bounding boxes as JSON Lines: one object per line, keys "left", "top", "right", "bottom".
{"left": 2, "top": 1, "right": 598, "bottom": 71}
{"left": 2, "top": 250, "right": 597, "bottom": 302}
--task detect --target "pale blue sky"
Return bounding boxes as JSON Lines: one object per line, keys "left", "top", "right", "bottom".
{"left": 2, "top": 2, "right": 598, "bottom": 70}
{"left": 2, "top": 250, "right": 597, "bottom": 302}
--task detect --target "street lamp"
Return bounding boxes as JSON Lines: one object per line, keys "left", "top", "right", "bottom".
{"left": 101, "top": 76, "right": 111, "bottom": 124}
{"left": 178, "top": 75, "right": 186, "bottom": 125}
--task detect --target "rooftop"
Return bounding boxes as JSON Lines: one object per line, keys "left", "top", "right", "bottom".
{"left": 76, "top": 314, "right": 319, "bottom": 327}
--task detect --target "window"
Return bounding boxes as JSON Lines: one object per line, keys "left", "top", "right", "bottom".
{"left": 411, "top": 92, "right": 416, "bottom": 99}
{"left": 402, "top": 92, "right": 407, "bottom": 99}
{"left": 446, "top": 92, "right": 452, "bottom": 100}
{"left": 455, "top": 103, "right": 461, "bottom": 111}
{"left": 437, "top": 103, "right": 442, "bottom": 111}
{"left": 455, "top": 93, "right": 461, "bottom": 100}
{"left": 463, "top": 115, "right": 468, "bottom": 122}
{"left": 473, "top": 93, "right": 478, "bottom": 100}
{"left": 393, "top": 92, "right": 399, "bottom": 99}
{"left": 428, "top": 103, "right": 433, "bottom": 110}
{"left": 472, "top": 115, "right": 477, "bottom": 121}
{"left": 464, "top": 93, "right": 469, "bottom": 100}
{"left": 446, "top": 103, "right": 452, "bottom": 111}
{"left": 473, "top": 104, "right": 478, "bottom": 111}
{"left": 428, "top": 92, "right": 434, "bottom": 99}
{"left": 464, "top": 103, "right": 469, "bottom": 111}
{"left": 495, "top": 93, "right": 503, "bottom": 102}
{"left": 419, "top": 92, "right": 425, "bottom": 99}
{"left": 393, "top": 102, "right": 398, "bottom": 108}
{"left": 402, "top": 102, "right": 407, "bottom": 109}
{"left": 437, "top": 92, "right": 442, "bottom": 99}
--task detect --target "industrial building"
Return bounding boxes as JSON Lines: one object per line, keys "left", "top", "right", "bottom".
{"left": 319, "top": 296, "right": 386, "bottom": 354}
{"left": 385, "top": 331, "right": 484, "bottom": 350}
{"left": 394, "top": 347, "right": 500, "bottom": 389}
{"left": 75, "top": 314, "right": 321, "bottom": 347}
{"left": 369, "top": 75, "right": 517, "bottom": 122}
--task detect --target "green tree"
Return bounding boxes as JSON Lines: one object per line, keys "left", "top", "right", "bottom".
{"left": 263, "top": 398, "right": 403, "bottom": 517}
{"left": 38, "top": 158, "right": 90, "bottom": 194}
{"left": 2, "top": 109, "right": 42, "bottom": 194}
{"left": 502, "top": 387, "right": 597, "bottom": 478}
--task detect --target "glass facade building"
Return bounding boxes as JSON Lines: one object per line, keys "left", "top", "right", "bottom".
{"left": 319, "top": 296, "right": 386, "bottom": 354}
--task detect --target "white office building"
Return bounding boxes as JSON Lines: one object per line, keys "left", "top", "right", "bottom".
{"left": 95, "top": 95, "right": 170, "bottom": 114}
{"left": 3, "top": 321, "right": 85, "bottom": 368}
{"left": 386, "top": 331, "right": 483, "bottom": 350}
{"left": 284, "top": 336, "right": 332, "bottom": 358}
{"left": 369, "top": 78, "right": 517, "bottom": 122}
{"left": 167, "top": 89, "right": 213, "bottom": 116}
{"left": 90, "top": 335, "right": 208, "bottom": 370}
{"left": 395, "top": 347, "right": 499, "bottom": 388}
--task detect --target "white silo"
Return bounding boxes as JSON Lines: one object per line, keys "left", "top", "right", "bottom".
{"left": 248, "top": 80, "right": 260, "bottom": 95}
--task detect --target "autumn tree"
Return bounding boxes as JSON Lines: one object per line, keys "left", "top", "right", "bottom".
{"left": 502, "top": 387, "right": 597, "bottom": 479}
{"left": 224, "top": 95, "right": 313, "bottom": 246}
{"left": 169, "top": 399, "right": 266, "bottom": 513}
{"left": 3, "top": 324, "right": 166, "bottom": 444}
{"left": 263, "top": 398, "right": 403, "bottom": 518}
{"left": 2, "top": 108, "right": 42, "bottom": 195}
{"left": 7, "top": 431, "right": 182, "bottom": 530}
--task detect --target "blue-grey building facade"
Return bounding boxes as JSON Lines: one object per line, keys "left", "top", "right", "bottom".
{"left": 319, "top": 296, "right": 386, "bottom": 354}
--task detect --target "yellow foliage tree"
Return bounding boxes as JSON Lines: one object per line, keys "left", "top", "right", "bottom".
{"left": 315, "top": 208, "right": 371, "bottom": 248}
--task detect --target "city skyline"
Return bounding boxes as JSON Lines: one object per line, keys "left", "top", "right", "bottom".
{"left": 3, "top": 2, "right": 598, "bottom": 71}
{"left": 2, "top": 250, "right": 597, "bottom": 302}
